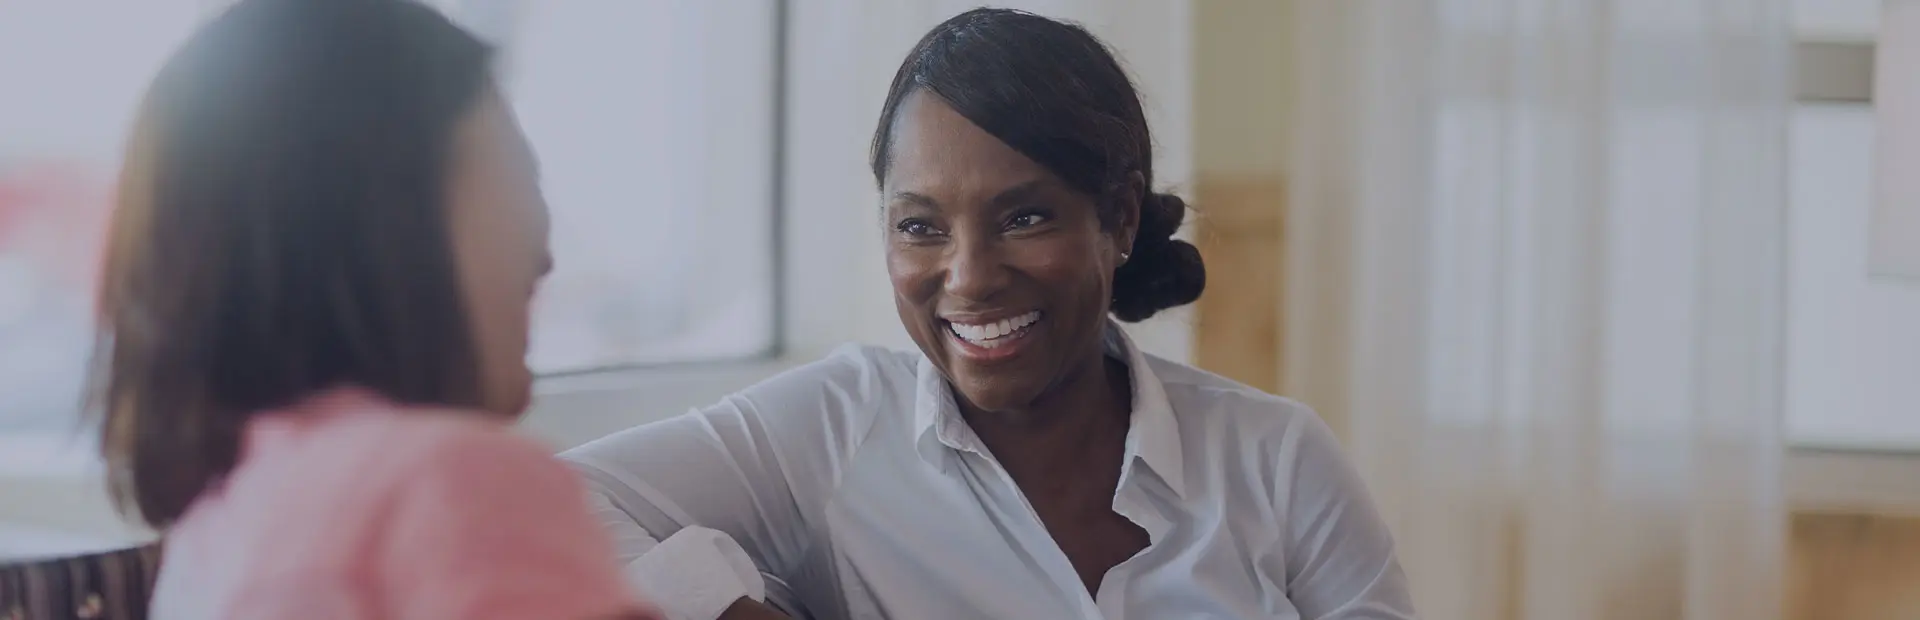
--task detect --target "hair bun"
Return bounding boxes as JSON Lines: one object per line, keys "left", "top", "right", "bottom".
{"left": 1110, "top": 193, "right": 1205, "bottom": 322}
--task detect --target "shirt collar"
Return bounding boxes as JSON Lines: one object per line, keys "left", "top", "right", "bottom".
{"left": 911, "top": 322, "right": 1187, "bottom": 498}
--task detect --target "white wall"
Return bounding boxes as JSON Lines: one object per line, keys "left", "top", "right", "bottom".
{"left": 1794, "top": 0, "right": 1878, "bottom": 39}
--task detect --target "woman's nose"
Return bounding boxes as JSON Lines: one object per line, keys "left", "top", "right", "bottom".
{"left": 942, "top": 233, "right": 1010, "bottom": 302}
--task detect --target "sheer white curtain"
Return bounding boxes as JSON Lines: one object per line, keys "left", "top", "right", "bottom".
{"left": 1284, "top": 1, "right": 1791, "bottom": 619}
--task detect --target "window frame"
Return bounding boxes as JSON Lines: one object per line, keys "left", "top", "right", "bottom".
{"left": 520, "top": 0, "right": 791, "bottom": 401}
{"left": 1784, "top": 26, "right": 1920, "bottom": 510}
{"left": 521, "top": 0, "right": 914, "bottom": 447}
{"left": 480, "top": 0, "right": 789, "bottom": 377}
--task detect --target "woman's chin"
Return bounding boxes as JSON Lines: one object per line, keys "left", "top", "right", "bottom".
{"left": 943, "top": 367, "right": 1048, "bottom": 415}
{"left": 485, "top": 369, "right": 534, "bottom": 417}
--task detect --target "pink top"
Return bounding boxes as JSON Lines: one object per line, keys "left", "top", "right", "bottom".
{"left": 148, "top": 387, "right": 660, "bottom": 620}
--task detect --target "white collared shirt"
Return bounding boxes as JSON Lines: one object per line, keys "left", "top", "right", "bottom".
{"left": 564, "top": 326, "right": 1417, "bottom": 620}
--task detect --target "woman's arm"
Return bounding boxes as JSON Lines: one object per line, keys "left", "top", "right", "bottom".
{"left": 585, "top": 491, "right": 796, "bottom": 619}
{"left": 1275, "top": 411, "right": 1420, "bottom": 619}
{"left": 564, "top": 348, "right": 887, "bottom": 620}
{"left": 573, "top": 415, "right": 806, "bottom": 619}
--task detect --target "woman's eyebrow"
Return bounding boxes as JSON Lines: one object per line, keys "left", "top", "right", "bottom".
{"left": 988, "top": 179, "right": 1049, "bottom": 208}
{"left": 888, "top": 191, "right": 941, "bottom": 210}
{"left": 886, "top": 178, "right": 1050, "bottom": 211}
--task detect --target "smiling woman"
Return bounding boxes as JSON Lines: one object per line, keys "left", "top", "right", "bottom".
{"left": 563, "top": 8, "right": 1416, "bottom": 620}
{"left": 870, "top": 6, "right": 1204, "bottom": 419}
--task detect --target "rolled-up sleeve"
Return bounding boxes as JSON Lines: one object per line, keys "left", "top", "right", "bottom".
{"left": 567, "top": 406, "right": 806, "bottom": 614}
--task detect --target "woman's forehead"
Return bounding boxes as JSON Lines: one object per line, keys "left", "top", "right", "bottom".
{"left": 885, "top": 94, "right": 1050, "bottom": 192}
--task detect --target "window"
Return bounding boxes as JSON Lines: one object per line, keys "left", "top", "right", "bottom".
{"left": 0, "top": 0, "right": 780, "bottom": 431}
{"left": 466, "top": 1, "right": 780, "bottom": 373}
{"left": 1785, "top": 0, "right": 1920, "bottom": 450}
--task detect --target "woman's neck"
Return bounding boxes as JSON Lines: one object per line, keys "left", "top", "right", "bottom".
{"left": 962, "top": 352, "right": 1134, "bottom": 495}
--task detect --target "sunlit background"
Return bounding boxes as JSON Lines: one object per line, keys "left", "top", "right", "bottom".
{"left": 2, "top": 0, "right": 1917, "bottom": 618}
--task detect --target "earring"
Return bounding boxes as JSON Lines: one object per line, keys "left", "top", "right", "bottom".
{"left": 1120, "top": 252, "right": 1130, "bottom": 262}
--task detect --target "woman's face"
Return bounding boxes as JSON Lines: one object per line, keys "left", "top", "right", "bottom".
{"left": 882, "top": 92, "right": 1137, "bottom": 413}
{"left": 446, "top": 91, "right": 551, "bottom": 416}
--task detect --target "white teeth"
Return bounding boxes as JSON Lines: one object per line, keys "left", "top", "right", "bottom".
{"left": 948, "top": 311, "right": 1041, "bottom": 345}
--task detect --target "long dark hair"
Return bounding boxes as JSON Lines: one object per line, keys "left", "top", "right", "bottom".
{"left": 91, "top": 0, "right": 496, "bottom": 528}
{"left": 870, "top": 8, "right": 1205, "bottom": 322}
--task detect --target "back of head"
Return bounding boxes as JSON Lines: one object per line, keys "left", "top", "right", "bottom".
{"left": 869, "top": 8, "right": 1205, "bottom": 322}
{"left": 94, "top": 0, "right": 495, "bottom": 527}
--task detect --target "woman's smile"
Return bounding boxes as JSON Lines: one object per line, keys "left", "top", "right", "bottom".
{"left": 943, "top": 310, "right": 1043, "bottom": 362}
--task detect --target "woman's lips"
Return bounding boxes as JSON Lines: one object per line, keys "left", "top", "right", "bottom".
{"left": 944, "top": 310, "right": 1041, "bottom": 362}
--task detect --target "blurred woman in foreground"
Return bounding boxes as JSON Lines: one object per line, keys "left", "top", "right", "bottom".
{"left": 90, "top": 0, "right": 659, "bottom": 617}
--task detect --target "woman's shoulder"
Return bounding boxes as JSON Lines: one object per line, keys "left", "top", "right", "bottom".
{"left": 1144, "top": 355, "right": 1318, "bottom": 425}
{"left": 562, "top": 343, "right": 924, "bottom": 479}
{"left": 800, "top": 342, "right": 923, "bottom": 383}
{"left": 1142, "top": 355, "right": 1339, "bottom": 462}
{"left": 246, "top": 400, "right": 590, "bottom": 544}
{"left": 1142, "top": 358, "right": 1360, "bottom": 513}
{"left": 730, "top": 343, "right": 923, "bottom": 417}
{"left": 169, "top": 396, "right": 562, "bottom": 584}
{"left": 556, "top": 344, "right": 929, "bottom": 543}
{"left": 238, "top": 392, "right": 556, "bottom": 501}
{"left": 310, "top": 394, "right": 535, "bottom": 453}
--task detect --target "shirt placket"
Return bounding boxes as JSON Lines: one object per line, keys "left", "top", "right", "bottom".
{"left": 1108, "top": 452, "right": 1187, "bottom": 617}
{"left": 939, "top": 419, "right": 1109, "bottom": 620}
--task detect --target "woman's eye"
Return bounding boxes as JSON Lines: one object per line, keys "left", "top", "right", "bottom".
{"left": 1006, "top": 212, "right": 1050, "bottom": 230}
{"left": 895, "top": 219, "right": 942, "bottom": 237}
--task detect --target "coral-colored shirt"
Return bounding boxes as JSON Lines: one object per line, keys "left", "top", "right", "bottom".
{"left": 149, "top": 387, "right": 658, "bottom": 620}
